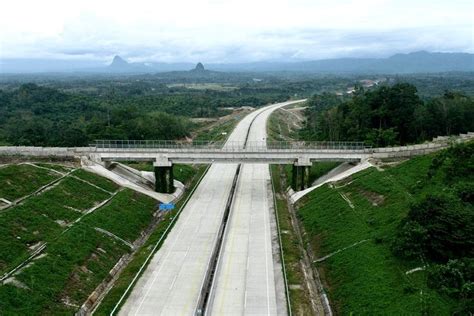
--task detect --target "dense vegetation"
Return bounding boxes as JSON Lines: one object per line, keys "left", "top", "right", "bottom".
{"left": 1, "top": 72, "right": 472, "bottom": 147}
{"left": 302, "top": 83, "right": 474, "bottom": 146}
{"left": 0, "top": 84, "right": 191, "bottom": 146}
{"left": 295, "top": 142, "right": 473, "bottom": 314}
{"left": 392, "top": 142, "right": 474, "bottom": 313}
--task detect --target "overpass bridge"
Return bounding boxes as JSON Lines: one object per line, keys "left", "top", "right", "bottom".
{"left": 87, "top": 139, "right": 447, "bottom": 192}
{"left": 91, "top": 140, "right": 369, "bottom": 166}
{"left": 0, "top": 136, "right": 465, "bottom": 192}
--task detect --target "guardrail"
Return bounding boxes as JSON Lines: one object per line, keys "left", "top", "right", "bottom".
{"left": 91, "top": 140, "right": 369, "bottom": 151}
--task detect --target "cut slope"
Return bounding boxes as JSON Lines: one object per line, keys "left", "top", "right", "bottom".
{"left": 296, "top": 155, "right": 456, "bottom": 314}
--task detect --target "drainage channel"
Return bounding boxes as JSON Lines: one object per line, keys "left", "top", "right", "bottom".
{"left": 194, "top": 106, "right": 270, "bottom": 316}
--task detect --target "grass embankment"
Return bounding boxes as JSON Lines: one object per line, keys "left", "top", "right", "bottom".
{"left": 0, "top": 164, "right": 162, "bottom": 314}
{"left": 94, "top": 164, "right": 208, "bottom": 315}
{"left": 0, "top": 172, "right": 114, "bottom": 275}
{"left": 267, "top": 106, "right": 305, "bottom": 141}
{"left": 0, "top": 164, "right": 61, "bottom": 201}
{"left": 72, "top": 168, "right": 120, "bottom": 193}
{"left": 296, "top": 154, "right": 457, "bottom": 314}
{"left": 271, "top": 165, "right": 314, "bottom": 315}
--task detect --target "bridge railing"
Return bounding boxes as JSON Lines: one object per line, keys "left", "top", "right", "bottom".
{"left": 91, "top": 140, "right": 369, "bottom": 152}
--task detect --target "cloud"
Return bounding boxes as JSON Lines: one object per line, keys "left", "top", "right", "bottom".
{"left": 0, "top": 0, "right": 472, "bottom": 62}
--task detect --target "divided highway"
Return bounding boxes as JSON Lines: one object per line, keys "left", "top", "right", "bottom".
{"left": 119, "top": 100, "right": 304, "bottom": 315}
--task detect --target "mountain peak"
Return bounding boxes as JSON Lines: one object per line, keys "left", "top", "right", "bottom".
{"left": 110, "top": 55, "right": 128, "bottom": 67}
{"left": 193, "top": 62, "right": 205, "bottom": 71}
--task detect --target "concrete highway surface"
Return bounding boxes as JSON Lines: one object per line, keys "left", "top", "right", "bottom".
{"left": 119, "top": 100, "right": 304, "bottom": 315}
{"left": 207, "top": 101, "right": 301, "bottom": 315}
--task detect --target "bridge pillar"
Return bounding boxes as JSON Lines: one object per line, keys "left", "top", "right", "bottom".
{"left": 292, "top": 165, "right": 298, "bottom": 190}
{"left": 153, "top": 158, "right": 174, "bottom": 194}
{"left": 292, "top": 158, "right": 312, "bottom": 191}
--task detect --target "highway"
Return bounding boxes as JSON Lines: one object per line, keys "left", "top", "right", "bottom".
{"left": 206, "top": 101, "right": 295, "bottom": 315}
{"left": 119, "top": 100, "right": 303, "bottom": 315}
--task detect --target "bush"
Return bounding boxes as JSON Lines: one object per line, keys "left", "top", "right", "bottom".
{"left": 394, "top": 193, "right": 474, "bottom": 261}
{"left": 391, "top": 220, "right": 428, "bottom": 259}
{"left": 427, "top": 259, "right": 474, "bottom": 314}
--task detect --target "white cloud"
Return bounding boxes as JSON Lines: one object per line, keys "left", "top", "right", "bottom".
{"left": 0, "top": 0, "right": 472, "bottom": 62}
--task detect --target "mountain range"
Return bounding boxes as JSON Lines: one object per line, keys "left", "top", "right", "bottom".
{"left": 1, "top": 51, "right": 473, "bottom": 74}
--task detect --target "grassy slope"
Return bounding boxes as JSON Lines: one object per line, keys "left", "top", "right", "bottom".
{"left": 72, "top": 169, "right": 120, "bottom": 192}
{"left": 0, "top": 166, "right": 161, "bottom": 314}
{"left": 296, "top": 155, "right": 456, "bottom": 315}
{"left": 0, "top": 175, "right": 112, "bottom": 274}
{"left": 0, "top": 164, "right": 61, "bottom": 201}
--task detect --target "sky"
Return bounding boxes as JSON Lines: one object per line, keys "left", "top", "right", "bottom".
{"left": 0, "top": 0, "right": 473, "bottom": 64}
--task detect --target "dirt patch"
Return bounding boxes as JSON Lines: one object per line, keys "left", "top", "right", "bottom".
{"left": 359, "top": 189, "right": 385, "bottom": 206}
{"left": 190, "top": 108, "right": 251, "bottom": 139}
{"left": 3, "top": 277, "right": 30, "bottom": 289}
{"left": 334, "top": 176, "right": 353, "bottom": 187}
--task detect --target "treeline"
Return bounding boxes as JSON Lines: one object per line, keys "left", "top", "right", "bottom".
{"left": 301, "top": 83, "right": 474, "bottom": 146}
{"left": 392, "top": 142, "right": 474, "bottom": 313}
{"left": 0, "top": 84, "right": 191, "bottom": 146}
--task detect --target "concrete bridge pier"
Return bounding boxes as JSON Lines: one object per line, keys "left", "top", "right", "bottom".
{"left": 291, "top": 158, "right": 312, "bottom": 191}
{"left": 153, "top": 157, "right": 174, "bottom": 194}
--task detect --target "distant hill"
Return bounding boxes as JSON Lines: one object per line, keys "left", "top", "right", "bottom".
{"left": 210, "top": 51, "right": 474, "bottom": 74}
{"left": 1, "top": 51, "right": 473, "bottom": 74}
{"left": 191, "top": 62, "right": 206, "bottom": 72}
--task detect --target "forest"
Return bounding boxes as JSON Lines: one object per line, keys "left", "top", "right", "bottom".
{"left": 1, "top": 72, "right": 473, "bottom": 147}
{"left": 0, "top": 82, "right": 291, "bottom": 146}
{"left": 301, "top": 83, "right": 474, "bottom": 146}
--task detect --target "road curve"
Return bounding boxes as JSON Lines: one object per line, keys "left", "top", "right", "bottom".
{"left": 119, "top": 100, "right": 303, "bottom": 315}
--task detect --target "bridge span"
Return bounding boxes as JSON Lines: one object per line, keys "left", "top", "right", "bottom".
{"left": 91, "top": 140, "right": 369, "bottom": 165}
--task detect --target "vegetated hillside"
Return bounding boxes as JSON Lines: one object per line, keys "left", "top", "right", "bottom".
{"left": 296, "top": 142, "right": 473, "bottom": 315}
{"left": 301, "top": 83, "right": 474, "bottom": 147}
{"left": 0, "top": 163, "right": 160, "bottom": 314}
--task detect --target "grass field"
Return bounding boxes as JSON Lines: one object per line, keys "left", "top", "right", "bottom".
{"left": 295, "top": 155, "right": 456, "bottom": 314}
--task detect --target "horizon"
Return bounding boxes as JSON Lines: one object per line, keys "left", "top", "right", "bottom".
{"left": 2, "top": 50, "right": 473, "bottom": 65}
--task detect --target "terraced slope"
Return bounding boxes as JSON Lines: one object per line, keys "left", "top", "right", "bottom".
{"left": 0, "top": 163, "right": 160, "bottom": 314}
